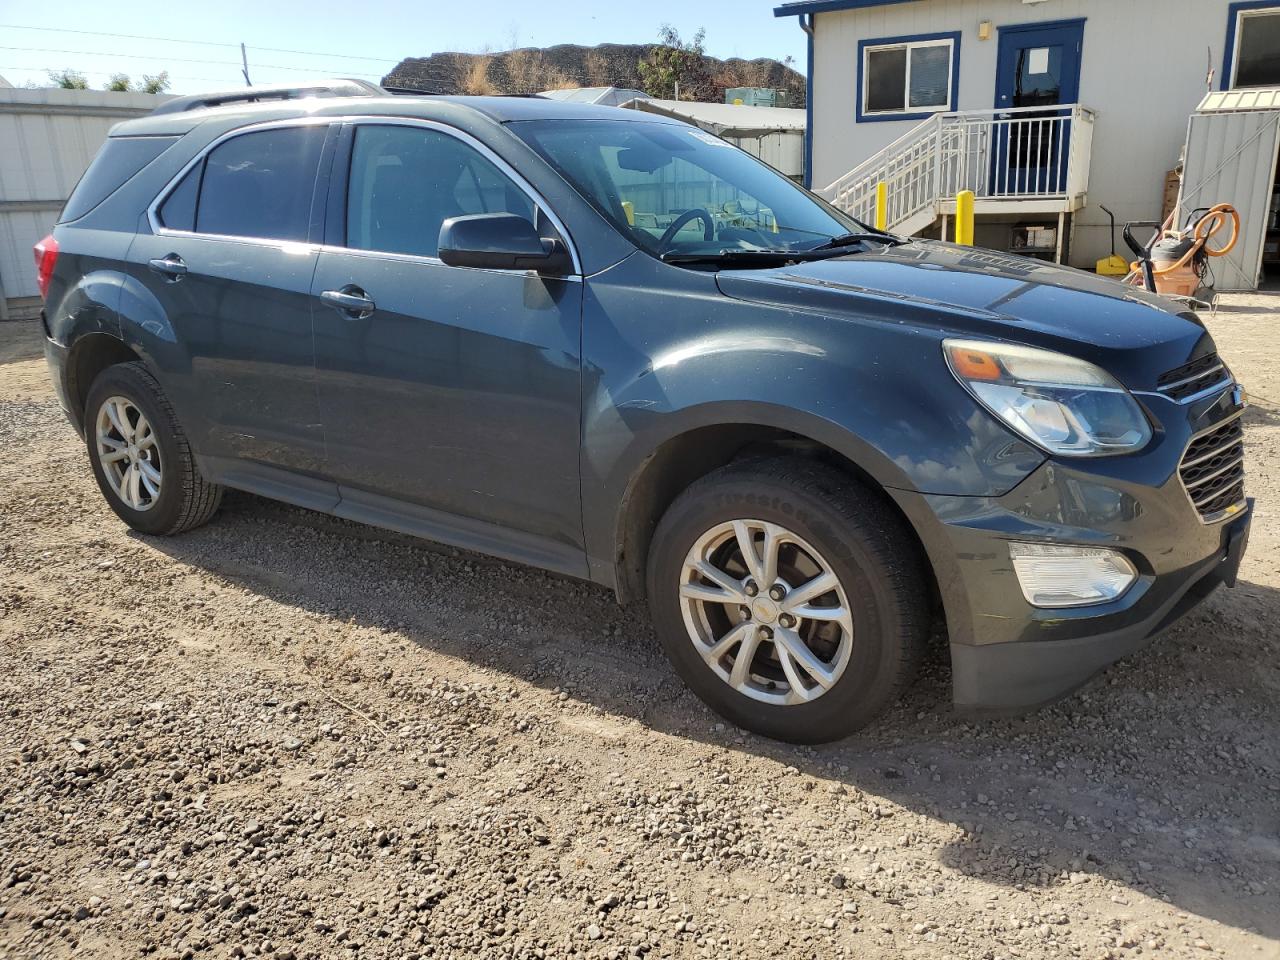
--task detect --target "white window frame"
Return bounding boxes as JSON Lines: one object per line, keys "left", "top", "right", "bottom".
{"left": 1229, "top": 6, "right": 1280, "bottom": 89}
{"left": 861, "top": 37, "right": 956, "bottom": 118}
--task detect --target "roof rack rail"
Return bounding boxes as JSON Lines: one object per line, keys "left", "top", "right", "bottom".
{"left": 381, "top": 85, "right": 548, "bottom": 99}
{"left": 150, "top": 78, "right": 389, "bottom": 116}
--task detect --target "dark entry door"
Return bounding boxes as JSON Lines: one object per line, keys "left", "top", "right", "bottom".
{"left": 992, "top": 20, "right": 1084, "bottom": 195}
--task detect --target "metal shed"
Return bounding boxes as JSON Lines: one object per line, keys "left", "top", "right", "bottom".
{"left": 0, "top": 86, "right": 170, "bottom": 318}
{"left": 1178, "top": 87, "right": 1280, "bottom": 291}
{"left": 620, "top": 98, "right": 807, "bottom": 181}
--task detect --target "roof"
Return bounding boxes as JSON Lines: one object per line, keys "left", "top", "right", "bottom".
{"left": 110, "top": 92, "right": 682, "bottom": 137}
{"left": 620, "top": 98, "right": 806, "bottom": 136}
{"left": 1196, "top": 86, "right": 1280, "bottom": 113}
{"left": 774, "top": 0, "right": 920, "bottom": 16}
{"left": 538, "top": 86, "right": 650, "bottom": 107}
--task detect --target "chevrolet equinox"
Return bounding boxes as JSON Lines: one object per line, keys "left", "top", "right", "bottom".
{"left": 37, "top": 83, "right": 1251, "bottom": 742}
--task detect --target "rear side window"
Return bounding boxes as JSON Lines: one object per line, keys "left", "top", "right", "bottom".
{"left": 157, "top": 165, "right": 200, "bottom": 232}
{"left": 192, "top": 126, "right": 326, "bottom": 242}
{"left": 60, "top": 136, "right": 178, "bottom": 223}
{"left": 345, "top": 124, "right": 535, "bottom": 258}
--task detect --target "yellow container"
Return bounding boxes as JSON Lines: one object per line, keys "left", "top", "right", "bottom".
{"left": 1096, "top": 254, "right": 1129, "bottom": 276}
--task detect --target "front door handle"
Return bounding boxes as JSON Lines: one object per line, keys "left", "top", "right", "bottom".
{"left": 148, "top": 254, "right": 187, "bottom": 280}
{"left": 319, "top": 285, "right": 376, "bottom": 319}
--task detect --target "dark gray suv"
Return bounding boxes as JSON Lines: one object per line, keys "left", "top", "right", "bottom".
{"left": 38, "top": 83, "right": 1250, "bottom": 742}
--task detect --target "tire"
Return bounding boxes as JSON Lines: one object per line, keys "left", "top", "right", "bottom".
{"left": 646, "top": 457, "right": 928, "bottom": 744}
{"left": 84, "top": 361, "right": 223, "bottom": 536}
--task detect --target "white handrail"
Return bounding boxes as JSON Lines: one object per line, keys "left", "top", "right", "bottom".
{"left": 821, "top": 105, "right": 1096, "bottom": 232}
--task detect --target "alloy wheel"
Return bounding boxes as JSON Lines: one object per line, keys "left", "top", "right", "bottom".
{"left": 678, "top": 519, "right": 855, "bottom": 706}
{"left": 95, "top": 396, "right": 162, "bottom": 512}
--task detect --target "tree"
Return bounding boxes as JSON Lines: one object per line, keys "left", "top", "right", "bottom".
{"left": 139, "top": 72, "right": 170, "bottom": 94}
{"left": 47, "top": 69, "right": 88, "bottom": 90}
{"left": 638, "top": 25, "right": 708, "bottom": 100}
{"left": 105, "top": 73, "right": 133, "bottom": 92}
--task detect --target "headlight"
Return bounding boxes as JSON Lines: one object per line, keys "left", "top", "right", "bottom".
{"left": 943, "top": 339, "right": 1152, "bottom": 457}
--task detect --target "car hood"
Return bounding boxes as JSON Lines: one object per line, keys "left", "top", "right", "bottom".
{"left": 714, "top": 240, "right": 1212, "bottom": 386}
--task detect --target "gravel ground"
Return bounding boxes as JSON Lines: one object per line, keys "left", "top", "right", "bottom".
{"left": 1, "top": 297, "right": 1278, "bottom": 960}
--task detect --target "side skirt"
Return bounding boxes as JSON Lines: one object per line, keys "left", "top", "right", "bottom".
{"left": 198, "top": 455, "right": 592, "bottom": 582}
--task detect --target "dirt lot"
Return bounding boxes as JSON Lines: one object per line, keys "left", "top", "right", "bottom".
{"left": 1, "top": 298, "right": 1278, "bottom": 960}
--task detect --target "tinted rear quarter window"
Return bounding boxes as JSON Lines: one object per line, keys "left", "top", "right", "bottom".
{"left": 194, "top": 126, "right": 326, "bottom": 241}
{"left": 157, "top": 164, "right": 200, "bottom": 232}
{"left": 60, "top": 136, "right": 179, "bottom": 223}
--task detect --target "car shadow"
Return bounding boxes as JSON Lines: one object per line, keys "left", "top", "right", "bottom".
{"left": 139, "top": 490, "right": 1280, "bottom": 941}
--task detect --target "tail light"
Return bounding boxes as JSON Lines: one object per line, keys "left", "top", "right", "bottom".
{"left": 33, "top": 234, "right": 59, "bottom": 300}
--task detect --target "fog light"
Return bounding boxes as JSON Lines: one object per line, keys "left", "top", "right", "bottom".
{"left": 1008, "top": 543, "right": 1137, "bottom": 608}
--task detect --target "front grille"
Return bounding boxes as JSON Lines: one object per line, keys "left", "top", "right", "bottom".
{"left": 1157, "top": 353, "right": 1232, "bottom": 402}
{"left": 1179, "top": 413, "right": 1245, "bottom": 521}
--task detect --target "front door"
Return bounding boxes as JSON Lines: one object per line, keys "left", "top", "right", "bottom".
{"left": 311, "top": 120, "right": 585, "bottom": 569}
{"left": 992, "top": 20, "right": 1084, "bottom": 195}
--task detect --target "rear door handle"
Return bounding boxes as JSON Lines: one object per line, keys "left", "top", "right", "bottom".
{"left": 148, "top": 254, "right": 187, "bottom": 280}
{"left": 319, "top": 285, "right": 376, "bottom": 319}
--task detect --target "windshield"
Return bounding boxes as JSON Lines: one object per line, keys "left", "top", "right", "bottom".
{"left": 509, "top": 118, "right": 870, "bottom": 260}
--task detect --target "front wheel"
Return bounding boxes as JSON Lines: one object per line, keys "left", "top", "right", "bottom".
{"left": 646, "top": 458, "right": 928, "bottom": 743}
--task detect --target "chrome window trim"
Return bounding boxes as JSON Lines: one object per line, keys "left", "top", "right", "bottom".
{"left": 145, "top": 116, "right": 333, "bottom": 247}
{"left": 145, "top": 114, "right": 583, "bottom": 279}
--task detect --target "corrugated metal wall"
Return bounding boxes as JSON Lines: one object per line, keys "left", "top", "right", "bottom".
{"left": 0, "top": 87, "right": 169, "bottom": 317}
{"left": 1180, "top": 109, "right": 1280, "bottom": 291}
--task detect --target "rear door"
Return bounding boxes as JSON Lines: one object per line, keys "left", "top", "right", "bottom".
{"left": 310, "top": 120, "right": 586, "bottom": 571}
{"left": 127, "top": 120, "right": 334, "bottom": 477}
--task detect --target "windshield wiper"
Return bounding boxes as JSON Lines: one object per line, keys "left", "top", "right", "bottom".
{"left": 807, "top": 230, "right": 905, "bottom": 251}
{"left": 660, "top": 248, "right": 840, "bottom": 266}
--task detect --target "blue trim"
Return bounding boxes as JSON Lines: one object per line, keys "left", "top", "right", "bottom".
{"left": 804, "top": 21, "right": 814, "bottom": 188}
{"left": 855, "top": 31, "right": 960, "bottom": 124}
{"left": 774, "top": 0, "right": 917, "bottom": 16}
{"left": 1222, "top": 1, "right": 1280, "bottom": 90}
{"left": 995, "top": 16, "right": 1087, "bottom": 35}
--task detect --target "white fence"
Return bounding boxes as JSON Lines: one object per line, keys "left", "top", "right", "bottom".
{"left": 820, "top": 105, "right": 1096, "bottom": 233}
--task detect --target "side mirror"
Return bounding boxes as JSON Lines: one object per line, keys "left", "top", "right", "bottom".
{"left": 438, "top": 213, "right": 574, "bottom": 275}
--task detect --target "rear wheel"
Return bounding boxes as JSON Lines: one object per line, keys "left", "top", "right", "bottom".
{"left": 84, "top": 362, "right": 222, "bottom": 536}
{"left": 646, "top": 458, "right": 928, "bottom": 743}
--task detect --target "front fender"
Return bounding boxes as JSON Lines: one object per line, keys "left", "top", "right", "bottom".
{"left": 579, "top": 254, "right": 1045, "bottom": 586}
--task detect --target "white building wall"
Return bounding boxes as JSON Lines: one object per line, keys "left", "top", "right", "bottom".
{"left": 809, "top": 0, "right": 1239, "bottom": 268}
{"left": 0, "top": 87, "right": 170, "bottom": 315}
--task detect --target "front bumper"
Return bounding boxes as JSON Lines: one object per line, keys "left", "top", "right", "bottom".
{"left": 947, "top": 509, "right": 1248, "bottom": 710}
{"left": 890, "top": 384, "right": 1252, "bottom": 710}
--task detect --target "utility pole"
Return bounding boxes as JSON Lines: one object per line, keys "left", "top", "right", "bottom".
{"left": 240, "top": 43, "right": 252, "bottom": 87}
{"left": 674, "top": 80, "right": 679, "bottom": 101}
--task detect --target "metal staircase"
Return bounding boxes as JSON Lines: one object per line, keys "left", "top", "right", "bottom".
{"left": 818, "top": 105, "right": 1096, "bottom": 240}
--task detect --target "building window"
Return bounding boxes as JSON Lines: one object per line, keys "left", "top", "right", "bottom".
{"left": 1225, "top": 3, "right": 1280, "bottom": 89}
{"left": 858, "top": 33, "right": 958, "bottom": 121}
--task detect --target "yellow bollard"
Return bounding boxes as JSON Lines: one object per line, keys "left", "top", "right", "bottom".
{"left": 955, "top": 190, "right": 975, "bottom": 246}
{"left": 874, "top": 181, "right": 888, "bottom": 232}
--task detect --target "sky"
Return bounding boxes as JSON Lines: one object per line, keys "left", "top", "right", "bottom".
{"left": 0, "top": 0, "right": 807, "bottom": 95}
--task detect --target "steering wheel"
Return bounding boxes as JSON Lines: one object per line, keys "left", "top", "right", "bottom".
{"left": 658, "top": 208, "right": 715, "bottom": 250}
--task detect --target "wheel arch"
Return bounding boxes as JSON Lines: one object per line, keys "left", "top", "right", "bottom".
{"left": 610, "top": 419, "right": 941, "bottom": 620}
{"left": 64, "top": 332, "right": 144, "bottom": 433}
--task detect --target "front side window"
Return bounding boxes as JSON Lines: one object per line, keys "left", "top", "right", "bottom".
{"left": 1231, "top": 7, "right": 1280, "bottom": 87}
{"left": 192, "top": 126, "right": 327, "bottom": 242}
{"left": 511, "top": 119, "right": 863, "bottom": 259}
{"left": 861, "top": 35, "right": 956, "bottom": 117}
{"left": 346, "top": 124, "right": 536, "bottom": 259}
